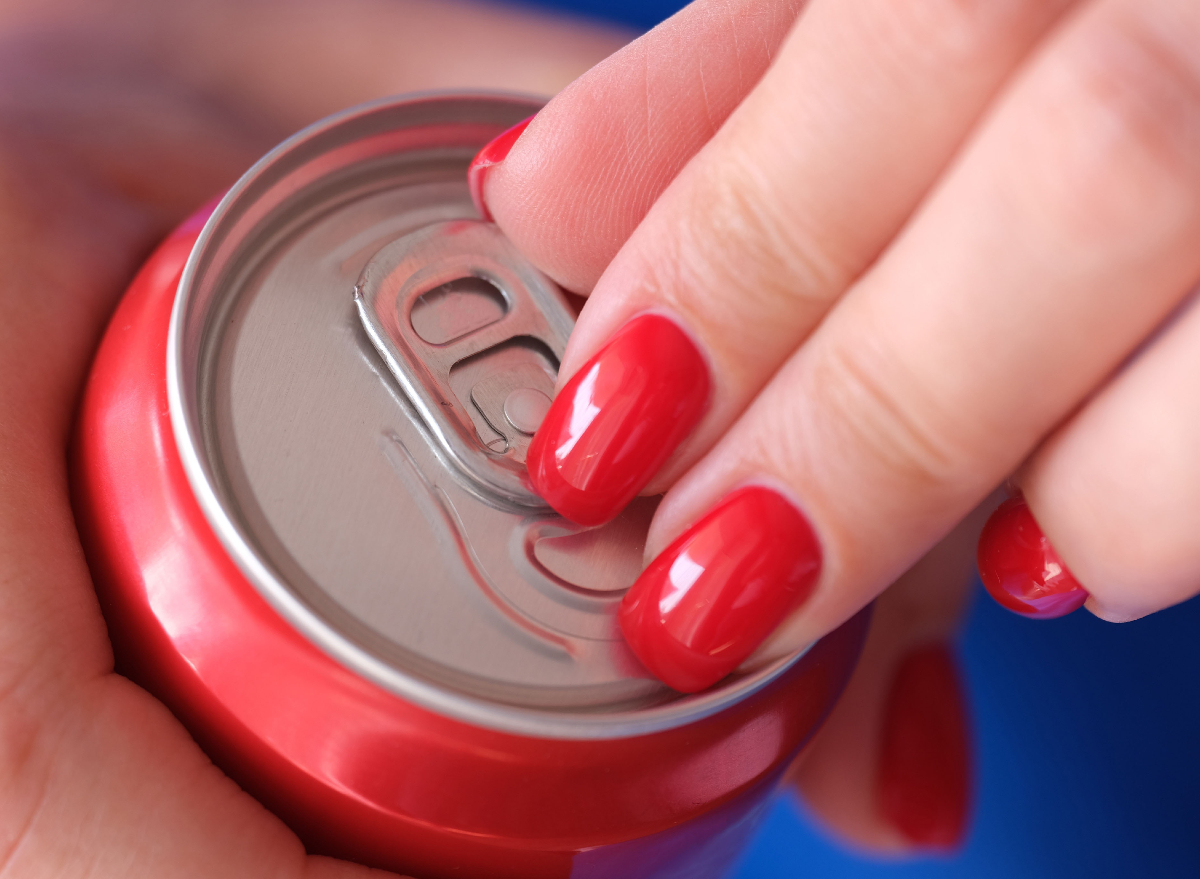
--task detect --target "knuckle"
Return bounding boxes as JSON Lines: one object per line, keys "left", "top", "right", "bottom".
{"left": 667, "top": 146, "right": 853, "bottom": 354}
{"left": 802, "top": 326, "right": 979, "bottom": 498}
{"left": 1022, "top": 7, "right": 1200, "bottom": 247}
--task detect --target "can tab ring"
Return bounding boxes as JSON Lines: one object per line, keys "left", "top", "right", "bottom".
{"left": 355, "top": 220, "right": 574, "bottom": 508}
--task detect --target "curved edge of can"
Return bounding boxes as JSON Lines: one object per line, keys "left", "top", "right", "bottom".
{"left": 165, "top": 92, "right": 817, "bottom": 740}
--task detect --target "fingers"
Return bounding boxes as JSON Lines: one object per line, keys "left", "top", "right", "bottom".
{"left": 479, "top": 0, "right": 807, "bottom": 292}
{"left": 789, "top": 510, "right": 982, "bottom": 853}
{"left": 520, "top": 0, "right": 1073, "bottom": 525}
{"left": 996, "top": 289, "right": 1200, "bottom": 623}
{"left": 620, "top": 0, "right": 1200, "bottom": 690}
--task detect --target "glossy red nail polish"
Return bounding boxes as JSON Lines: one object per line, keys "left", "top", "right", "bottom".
{"left": 877, "top": 643, "right": 971, "bottom": 851}
{"left": 527, "top": 314, "right": 709, "bottom": 526}
{"left": 468, "top": 116, "right": 534, "bottom": 221}
{"left": 977, "top": 495, "right": 1088, "bottom": 619}
{"left": 618, "top": 486, "right": 822, "bottom": 693}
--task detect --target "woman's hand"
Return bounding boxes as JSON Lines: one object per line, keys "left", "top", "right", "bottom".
{"left": 0, "top": 2, "right": 625, "bottom": 876}
{"left": 474, "top": 0, "right": 1200, "bottom": 851}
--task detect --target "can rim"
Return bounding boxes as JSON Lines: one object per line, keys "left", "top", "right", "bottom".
{"left": 167, "top": 92, "right": 809, "bottom": 740}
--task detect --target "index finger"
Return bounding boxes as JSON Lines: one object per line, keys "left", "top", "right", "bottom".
{"left": 479, "top": 0, "right": 806, "bottom": 292}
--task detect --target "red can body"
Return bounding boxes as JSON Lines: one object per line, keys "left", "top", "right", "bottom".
{"left": 72, "top": 100, "right": 867, "bottom": 879}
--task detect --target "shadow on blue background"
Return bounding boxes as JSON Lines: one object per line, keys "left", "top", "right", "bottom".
{"left": 507, "top": 1, "right": 1200, "bottom": 875}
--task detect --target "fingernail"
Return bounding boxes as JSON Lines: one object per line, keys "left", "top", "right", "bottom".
{"left": 977, "top": 495, "right": 1088, "bottom": 619}
{"left": 468, "top": 115, "right": 535, "bottom": 221}
{"left": 877, "top": 643, "right": 971, "bottom": 851}
{"left": 617, "top": 486, "right": 822, "bottom": 693}
{"left": 527, "top": 313, "right": 709, "bottom": 526}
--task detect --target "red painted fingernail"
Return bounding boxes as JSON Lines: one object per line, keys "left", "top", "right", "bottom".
{"left": 468, "top": 115, "right": 534, "bottom": 221}
{"left": 877, "top": 643, "right": 971, "bottom": 851}
{"left": 527, "top": 313, "right": 709, "bottom": 526}
{"left": 977, "top": 495, "right": 1088, "bottom": 619}
{"left": 617, "top": 486, "right": 822, "bottom": 693}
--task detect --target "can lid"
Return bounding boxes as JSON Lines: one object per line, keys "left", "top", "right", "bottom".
{"left": 168, "top": 93, "right": 806, "bottom": 739}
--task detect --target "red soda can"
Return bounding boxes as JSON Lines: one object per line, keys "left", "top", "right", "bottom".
{"left": 72, "top": 93, "right": 867, "bottom": 879}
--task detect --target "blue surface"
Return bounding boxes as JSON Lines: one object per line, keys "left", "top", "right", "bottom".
{"left": 520, "top": 0, "right": 685, "bottom": 30}
{"left": 504, "top": 1, "right": 1200, "bottom": 875}
{"left": 730, "top": 588, "right": 1200, "bottom": 879}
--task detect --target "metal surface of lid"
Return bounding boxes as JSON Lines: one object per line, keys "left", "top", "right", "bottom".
{"left": 168, "top": 93, "right": 806, "bottom": 739}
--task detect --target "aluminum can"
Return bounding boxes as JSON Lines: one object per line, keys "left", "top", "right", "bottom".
{"left": 72, "top": 93, "right": 867, "bottom": 879}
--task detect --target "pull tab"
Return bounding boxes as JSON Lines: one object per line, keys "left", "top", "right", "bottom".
{"left": 355, "top": 220, "right": 574, "bottom": 508}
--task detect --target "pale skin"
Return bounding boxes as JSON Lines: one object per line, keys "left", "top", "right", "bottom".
{"left": 13, "top": 0, "right": 1181, "bottom": 873}
{"left": 486, "top": 0, "right": 1200, "bottom": 636}
{"left": 481, "top": 0, "right": 1200, "bottom": 852}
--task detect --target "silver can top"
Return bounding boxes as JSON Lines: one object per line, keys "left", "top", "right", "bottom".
{"left": 168, "top": 93, "right": 804, "bottom": 739}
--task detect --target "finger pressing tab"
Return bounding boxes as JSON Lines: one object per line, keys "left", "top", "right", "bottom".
{"left": 526, "top": 313, "right": 709, "bottom": 526}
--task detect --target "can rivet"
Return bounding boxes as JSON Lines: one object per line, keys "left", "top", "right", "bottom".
{"left": 503, "top": 387, "right": 551, "bottom": 436}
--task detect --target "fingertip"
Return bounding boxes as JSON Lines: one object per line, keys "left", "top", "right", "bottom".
{"left": 1083, "top": 595, "right": 1148, "bottom": 624}
{"left": 977, "top": 495, "right": 1089, "bottom": 620}
{"left": 527, "top": 313, "right": 710, "bottom": 527}
{"left": 789, "top": 637, "right": 974, "bottom": 857}
{"left": 467, "top": 115, "right": 535, "bottom": 221}
{"left": 617, "top": 485, "right": 822, "bottom": 692}
{"left": 876, "top": 643, "right": 972, "bottom": 853}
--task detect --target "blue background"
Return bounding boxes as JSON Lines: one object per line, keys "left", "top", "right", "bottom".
{"left": 528, "top": 0, "right": 686, "bottom": 30}
{"left": 512, "top": 1, "right": 1200, "bottom": 875}
{"left": 732, "top": 591, "right": 1200, "bottom": 879}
